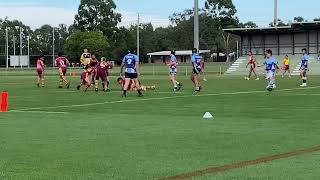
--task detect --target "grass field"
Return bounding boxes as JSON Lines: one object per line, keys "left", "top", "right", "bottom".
{"left": 0, "top": 70, "right": 320, "bottom": 180}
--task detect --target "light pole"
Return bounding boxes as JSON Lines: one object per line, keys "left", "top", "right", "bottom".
{"left": 194, "top": 0, "right": 199, "bottom": 51}
{"left": 274, "top": 0, "right": 278, "bottom": 27}
{"left": 19, "top": 27, "right": 22, "bottom": 58}
{"left": 27, "top": 36, "right": 30, "bottom": 68}
{"left": 5, "top": 27, "right": 9, "bottom": 69}
{"left": 15, "top": 26, "right": 22, "bottom": 67}
{"left": 13, "top": 35, "right": 16, "bottom": 56}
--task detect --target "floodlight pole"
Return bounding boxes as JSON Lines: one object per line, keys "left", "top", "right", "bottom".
{"left": 27, "top": 36, "right": 30, "bottom": 68}
{"left": 137, "top": 13, "right": 140, "bottom": 61}
{"left": 5, "top": 27, "right": 9, "bottom": 69}
{"left": 274, "top": 0, "right": 278, "bottom": 27}
{"left": 13, "top": 35, "right": 16, "bottom": 56}
{"left": 19, "top": 27, "right": 22, "bottom": 57}
{"left": 194, "top": 0, "right": 199, "bottom": 51}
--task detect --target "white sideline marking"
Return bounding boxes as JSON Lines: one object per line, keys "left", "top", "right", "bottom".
{"left": 16, "top": 86, "right": 320, "bottom": 111}
{"left": 10, "top": 110, "right": 68, "bottom": 114}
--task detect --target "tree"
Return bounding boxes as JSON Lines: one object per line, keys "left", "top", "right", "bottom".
{"left": 73, "top": 0, "right": 121, "bottom": 38}
{"left": 109, "top": 27, "right": 135, "bottom": 64}
{"left": 64, "top": 31, "right": 109, "bottom": 62}
{"left": 33, "top": 25, "right": 54, "bottom": 55}
{"left": 0, "top": 18, "right": 33, "bottom": 55}
{"left": 204, "top": 0, "right": 239, "bottom": 61}
{"left": 294, "top": 16, "right": 305, "bottom": 22}
{"left": 204, "top": 0, "right": 237, "bottom": 18}
{"left": 269, "top": 19, "right": 288, "bottom": 27}
{"left": 239, "top": 21, "right": 258, "bottom": 28}
{"left": 314, "top": 17, "right": 320, "bottom": 21}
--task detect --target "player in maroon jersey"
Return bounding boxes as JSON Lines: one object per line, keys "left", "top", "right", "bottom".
{"left": 90, "top": 54, "right": 99, "bottom": 84}
{"left": 77, "top": 66, "right": 94, "bottom": 91}
{"left": 55, "top": 52, "right": 70, "bottom": 88}
{"left": 36, "top": 54, "right": 45, "bottom": 87}
{"left": 95, "top": 57, "right": 113, "bottom": 92}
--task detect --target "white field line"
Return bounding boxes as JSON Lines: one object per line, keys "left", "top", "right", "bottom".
{"left": 9, "top": 110, "right": 68, "bottom": 114}
{"left": 16, "top": 86, "right": 320, "bottom": 111}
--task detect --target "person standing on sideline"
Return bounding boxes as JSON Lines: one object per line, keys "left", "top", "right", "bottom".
{"left": 191, "top": 48, "right": 203, "bottom": 93}
{"left": 167, "top": 50, "right": 183, "bottom": 91}
{"left": 120, "top": 49, "right": 143, "bottom": 97}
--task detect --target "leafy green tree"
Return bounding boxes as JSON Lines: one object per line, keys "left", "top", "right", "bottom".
{"left": 239, "top": 21, "right": 258, "bottom": 28}
{"left": 314, "top": 17, "right": 320, "bottom": 21}
{"left": 109, "top": 27, "right": 135, "bottom": 64}
{"left": 294, "top": 16, "right": 305, "bottom": 22}
{"left": 74, "top": 0, "right": 121, "bottom": 38}
{"left": 269, "top": 19, "right": 288, "bottom": 27}
{"left": 0, "top": 18, "right": 33, "bottom": 55}
{"left": 204, "top": 0, "right": 237, "bottom": 18}
{"left": 65, "top": 31, "right": 109, "bottom": 62}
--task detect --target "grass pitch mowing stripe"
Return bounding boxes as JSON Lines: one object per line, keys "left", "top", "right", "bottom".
{"left": 158, "top": 145, "right": 320, "bottom": 180}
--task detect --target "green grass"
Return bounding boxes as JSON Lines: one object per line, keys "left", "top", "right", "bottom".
{"left": 0, "top": 72, "right": 320, "bottom": 180}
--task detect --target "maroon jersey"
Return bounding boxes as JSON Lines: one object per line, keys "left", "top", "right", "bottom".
{"left": 55, "top": 57, "right": 69, "bottom": 68}
{"left": 97, "top": 62, "right": 108, "bottom": 74}
{"left": 81, "top": 71, "right": 91, "bottom": 79}
{"left": 90, "top": 58, "right": 99, "bottom": 68}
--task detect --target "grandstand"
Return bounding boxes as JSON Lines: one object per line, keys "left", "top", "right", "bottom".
{"left": 224, "top": 22, "right": 320, "bottom": 75}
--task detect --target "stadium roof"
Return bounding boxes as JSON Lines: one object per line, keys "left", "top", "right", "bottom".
{"left": 223, "top": 21, "right": 320, "bottom": 35}
{"left": 147, "top": 50, "right": 210, "bottom": 56}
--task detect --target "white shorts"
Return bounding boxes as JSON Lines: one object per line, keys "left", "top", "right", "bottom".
{"left": 170, "top": 69, "right": 177, "bottom": 75}
{"left": 266, "top": 71, "right": 275, "bottom": 79}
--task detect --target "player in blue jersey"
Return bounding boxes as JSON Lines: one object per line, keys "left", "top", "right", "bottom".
{"left": 120, "top": 49, "right": 142, "bottom": 97}
{"left": 261, "top": 49, "right": 279, "bottom": 91}
{"left": 191, "top": 48, "right": 203, "bottom": 92}
{"left": 167, "top": 50, "right": 183, "bottom": 91}
{"left": 300, "top": 48, "right": 309, "bottom": 87}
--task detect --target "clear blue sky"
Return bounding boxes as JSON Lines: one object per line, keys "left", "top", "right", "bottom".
{"left": 0, "top": 0, "right": 319, "bottom": 28}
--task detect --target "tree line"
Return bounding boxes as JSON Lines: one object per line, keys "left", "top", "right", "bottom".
{"left": 1, "top": 0, "right": 319, "bottom": 65}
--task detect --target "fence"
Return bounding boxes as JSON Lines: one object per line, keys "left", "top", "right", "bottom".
{"left": 0, "top": 62, "right": 230, "bottom": 77}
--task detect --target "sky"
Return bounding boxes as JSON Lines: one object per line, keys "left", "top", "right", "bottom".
{"left": 0, "top": 0, "right": 319, "bottom": 29}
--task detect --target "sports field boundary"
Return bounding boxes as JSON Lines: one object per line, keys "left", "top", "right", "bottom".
{"left": 157, "top": 145, "right": 320, "bottom": 180}
{"left": 15, "top": 86, "right": 320, "bottom": 112}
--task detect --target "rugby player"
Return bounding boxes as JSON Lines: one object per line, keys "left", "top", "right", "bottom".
{"left": 261, "top": 49, "right": 279, "bottom": 91}
{"left": 191, "top": 48, "right": 203, "bottom": 92}
{"left": 200, "top": 59, "right": 207, "bottom": 81}
{"left": 95, "top": 57, "right": 113, "bottom": 92}
{"left": 77, "top": 66, "right": 94, "bottom": 92}
{"left": 167, "top": 50, "right": 182, "bottom": 91}
{"left": 55, "top": 52, "right": 70, "bottom": 89}
{"left": 300, "top": 48, "right": 309, "bottom": 87}
{"left": 282, "top": 55, "right": 291, "bottom": 78}
{"left": 80, "top": 49, "right": 91, "bottom": 67}
{"left": 36, "top": 54, "right": 45, "bottom": 87}
{"left": 245, "top": 51, "right": 259, "bottom": 80}
{"left": 120, "top": 49, "right": 142, "bottom": 97}
{"left": 90, "top": 54, "right": 99, "bottom": 84}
